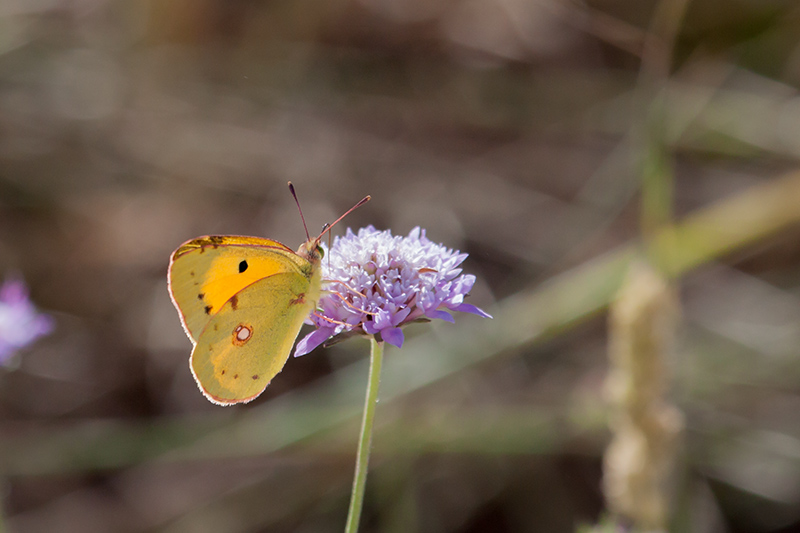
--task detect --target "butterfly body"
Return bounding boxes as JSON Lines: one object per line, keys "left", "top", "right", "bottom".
{"left": 168, "top": 235, "right": 323, "bottom": 405}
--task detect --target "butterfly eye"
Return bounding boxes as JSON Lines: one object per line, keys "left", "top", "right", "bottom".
{"left": 238, "top": 260, "right": 248, "bottom": 273}
{"left": 316, "top": 245, "right": 325, "bottom": 258}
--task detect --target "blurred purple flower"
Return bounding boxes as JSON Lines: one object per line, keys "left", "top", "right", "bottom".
{"left": 0, "top": 278, "right": 54, "bottom": 364}
{"left": 295, "top": 226, "right": 491, "bottom": 355}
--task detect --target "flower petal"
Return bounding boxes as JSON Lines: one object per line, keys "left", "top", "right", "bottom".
{"left": 0, "top": 281, "right": 27, "bottom": 304}
{"left": 0, "top": 278, "right": 52, "bottom": 364}
{"left": 373, "top": 309, "right": 394, "bottom": 330}
{"left": 381, "top": 327, "right": 404, "bottom": 348}
{"left": 427, "top": 309, "right": 455, "bottom": 323}
{"left": 390, "top": 306, "right": 412, "bottom": 326}
{"left": 362, "top": 319, "right": 380, "bottom": 335}
{"left": 294, "top": 327, "right": 336, "bottom": 357}
{"left": 453, "top": 302, "right": 493, "bottom": 319}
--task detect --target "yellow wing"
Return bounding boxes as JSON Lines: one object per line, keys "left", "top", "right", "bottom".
{"left": 190, "top": 271, "right": 318, "bottom": 405}
{"left": 167, "top": 235, "right": 310, "bottom": 342}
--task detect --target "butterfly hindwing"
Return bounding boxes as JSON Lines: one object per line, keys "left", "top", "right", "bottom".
{"left": 189, "top": 271, "right": 318, "bottom": 405}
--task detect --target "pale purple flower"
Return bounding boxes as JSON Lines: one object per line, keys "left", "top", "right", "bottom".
{"left": 295, "top": 226, "right": 491, "bottom": 355}
{"left": 0, "top": 278, "right": 54, "bottom": 364}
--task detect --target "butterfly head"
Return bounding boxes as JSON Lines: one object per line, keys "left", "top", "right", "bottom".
{"left": 297, "top": 238, "right": 324, "bottom": 264}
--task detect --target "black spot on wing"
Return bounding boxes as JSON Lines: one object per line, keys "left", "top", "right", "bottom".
{"left": 239, "top": 260, "right": 248, "bottom": 273}
{"left": 231, "top": 294, "right": 239, "bottom": 310}
{"left": 197, "top": 293, "right": 205, "bottom": 300}
{"left": 204, "top": 305, "right": 213, "bottom": 314}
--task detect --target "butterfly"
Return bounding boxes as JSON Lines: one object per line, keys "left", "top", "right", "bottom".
{"left": 168, "top": 184, "right": 369, "bottom": 405}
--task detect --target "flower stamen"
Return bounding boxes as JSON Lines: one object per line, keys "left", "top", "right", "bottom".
{"left": 323, "top": 279, "right": 368, "bottom": 298}
{"left": 328, "top": 291, "right": 377, "bottom": 315}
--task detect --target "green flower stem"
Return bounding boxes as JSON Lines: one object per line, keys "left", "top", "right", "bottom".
{"left": 345, "top": 337, "right": 384, "bottom": 533}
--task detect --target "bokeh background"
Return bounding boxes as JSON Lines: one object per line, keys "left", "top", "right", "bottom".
{"left": 3, "top": 0, "right": 800, "bottom": 531}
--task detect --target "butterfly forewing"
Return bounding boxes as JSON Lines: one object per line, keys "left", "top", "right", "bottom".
{"left": 168, "top": 236, "right": 310, "bottom": 342}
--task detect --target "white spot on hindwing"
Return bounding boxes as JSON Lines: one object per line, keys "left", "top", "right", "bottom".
{"left": 232, "top": 323, "right": 253, "bottom": 346}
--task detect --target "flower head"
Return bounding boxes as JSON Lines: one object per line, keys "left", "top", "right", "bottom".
{"left": 295, "top": 226, "right": 491, "bottom": 356}
{"left": 0, "top": 277, "right": 54, "bottom": 364}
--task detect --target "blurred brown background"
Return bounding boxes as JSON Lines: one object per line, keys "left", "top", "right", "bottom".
{"left": 2, "top": 0, "right": 800, "bottom": 531}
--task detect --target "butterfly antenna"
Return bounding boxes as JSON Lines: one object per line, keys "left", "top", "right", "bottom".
{"left": 288, "top": 182, "right": 311, "bottom": 241}
{"left": 317, "top": 195, "right": 371, "bottom": 240}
